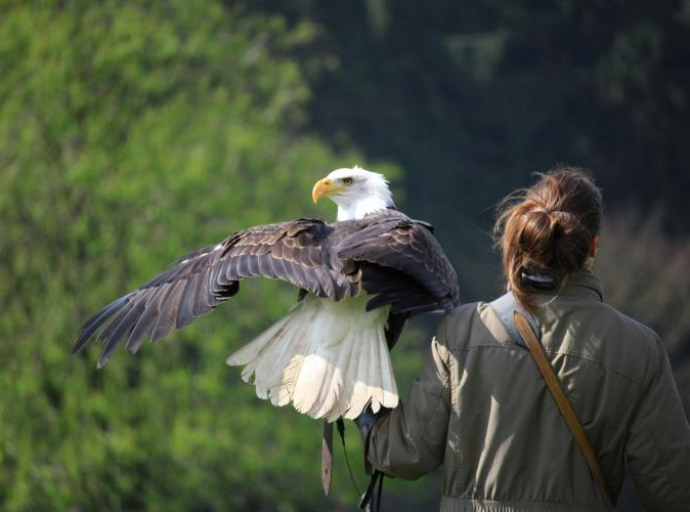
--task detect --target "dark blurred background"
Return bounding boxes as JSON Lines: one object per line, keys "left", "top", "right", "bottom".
{"left": 1, "top": 1, "right": 688, "bottom": 510}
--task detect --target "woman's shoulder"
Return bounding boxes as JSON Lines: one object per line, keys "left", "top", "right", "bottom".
{"left": 593, "top": 302, "right": 664, "bottom": 371}
{"left": 603, "top": 301, "right": 658, "bottom": 333}
{"left": 543, "top": 297, "right": 663, "bottom": 385}
{"left": 581, "top": 299, "right": 661, "bottom": 349}
{"left": 443, "top": 301, "right": 482, "bottom": 322}
{"left": 438, "top": 295, "right": 662, "bottom": 363}
{"left": 437, "top": 301, "right": 513, "bottom": 351}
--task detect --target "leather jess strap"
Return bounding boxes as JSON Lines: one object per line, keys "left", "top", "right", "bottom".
{"left": 322, "top": 421, "right": 334, "bottom": 495}
{"left": 513, "top": 311, "right": 614, "bottom": 508}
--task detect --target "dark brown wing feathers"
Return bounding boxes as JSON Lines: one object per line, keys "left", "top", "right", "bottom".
{"left": 337, "top": 211, "right": 459, "bottom": 314}
{"left": 74, "top": 210, "right": 458, "bottom": 367}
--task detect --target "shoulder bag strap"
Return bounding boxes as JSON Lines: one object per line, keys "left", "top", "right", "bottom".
{"left": 490, "top": 292, "right": 541, "bottom": 348}
{"left": 513, "top": 311, "right": 614, "bottom": 508}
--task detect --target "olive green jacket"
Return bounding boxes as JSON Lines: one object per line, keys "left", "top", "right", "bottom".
{"left": 367, "top": 270, "right": 690, "bottom": 511}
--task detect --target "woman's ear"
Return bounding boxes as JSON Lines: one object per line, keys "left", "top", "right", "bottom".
{"left": 589, "top": 235, "right": 600, "bottom": 258}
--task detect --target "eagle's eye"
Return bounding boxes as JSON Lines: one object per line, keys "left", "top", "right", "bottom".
{"left": 342, "top": 177, "right": 354, "bottom": 186}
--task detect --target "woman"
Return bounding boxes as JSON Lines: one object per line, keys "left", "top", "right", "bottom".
{"left": 359, "top": 168, "right": 690, "bottom": 511}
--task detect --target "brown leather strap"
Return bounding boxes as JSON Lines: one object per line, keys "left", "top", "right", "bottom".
{"left": 513, "top": 311, "right": 614, "bottom": 507}
{"left": 321, "top": 420, "right": 333, "bottom": 496}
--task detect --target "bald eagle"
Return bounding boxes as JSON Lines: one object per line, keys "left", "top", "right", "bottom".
{"left": 74, "top": 167, "right": 459, "bottom": 421}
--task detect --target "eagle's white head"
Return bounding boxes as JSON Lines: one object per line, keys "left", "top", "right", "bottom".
{"left": 312, "top": 166, "right": 394, "bottom": 221}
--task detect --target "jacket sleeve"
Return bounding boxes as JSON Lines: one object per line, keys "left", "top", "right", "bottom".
{"left": 366, "top": 316, "right": 452, "bottom": 480}
{"left": 625, "top": 336, "right": 690, "bottom": 512}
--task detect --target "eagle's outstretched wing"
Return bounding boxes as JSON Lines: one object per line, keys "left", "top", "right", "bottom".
{"left": 74, "top": 210, "right": 458, "bottom": 367}
{"left": 73, "top": 219, "right": 360, "bottom": 368}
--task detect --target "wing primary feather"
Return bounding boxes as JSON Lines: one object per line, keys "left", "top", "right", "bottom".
{"left": 245, "top": 254, "right": 261, "bottom": 277}
{"left": 257, "top": 255, "right": 275, "bottom": 278}
{"left": 192, "top": 270, "right": 211, "bottom": 316}
{"left": 223, "top": 258, "right": 239, "bottom": 282}
{"left": 97, "top": 303, "right": 135, "bottom": 342}
{"left": 269, "top": 257, "right": 290, "bottom": 281}
{"left": 207, "top": 265, "right": 224, "bottom": 306}
{"left": 80, "top": 294, "right": 130, "bottom": 330}
{"left": 286, "top": 259, "right": 309, "bottom": 289}
{"left": 97, "top": 301, "right": 146, "bottom": 368}
{"left": 72, "top": 295, "right": 131, "bottom": 354}
{"left": 151, "top": 281, "right": 184, "bottom": 344}
{"left": 313, "top": 267, "right": 336, "bottom": 299}
{"left": 125, "top": 298, "right": 163, "bottom": 353}
{"left": 176, "top": 275, "right": 200, "bottom": 329}
{"left": 236, "top": 255, "right": 251, "bottom": 278}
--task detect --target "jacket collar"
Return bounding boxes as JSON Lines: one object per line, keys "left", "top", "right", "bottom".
{"left": 535, "top": 268, "right": 604, "bottom": 302}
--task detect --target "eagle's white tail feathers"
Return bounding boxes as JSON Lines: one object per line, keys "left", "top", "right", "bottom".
{"left": 254, "top": 311, "right": 312, "bottom": 403}
{"left": 226, "top": 295, "right": 398, "bottom": 421}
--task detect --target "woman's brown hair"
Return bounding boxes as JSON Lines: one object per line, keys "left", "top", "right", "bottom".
{"left": 494, "top": 167, "right": 603, "bottom": 310}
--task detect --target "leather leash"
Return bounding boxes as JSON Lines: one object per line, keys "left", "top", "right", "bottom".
{"left": 321, "top": 420, "right": 333, "bottom": 495}
{"left": 513, "top": 311, "right": 614, "bottom": 508}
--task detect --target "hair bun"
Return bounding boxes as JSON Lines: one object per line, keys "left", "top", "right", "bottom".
{"left": 550, "top": 211, "right": 591, "bottom": 273}
{"left": 494, "top": 167, "right": 602, "bottom": 310}
{"left": 549, "top": 210, "right": 579, "bottom": 231}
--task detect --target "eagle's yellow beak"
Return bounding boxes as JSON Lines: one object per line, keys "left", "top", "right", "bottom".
{"left": 312, "top": 178, "right": 345, "bottom": 203}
